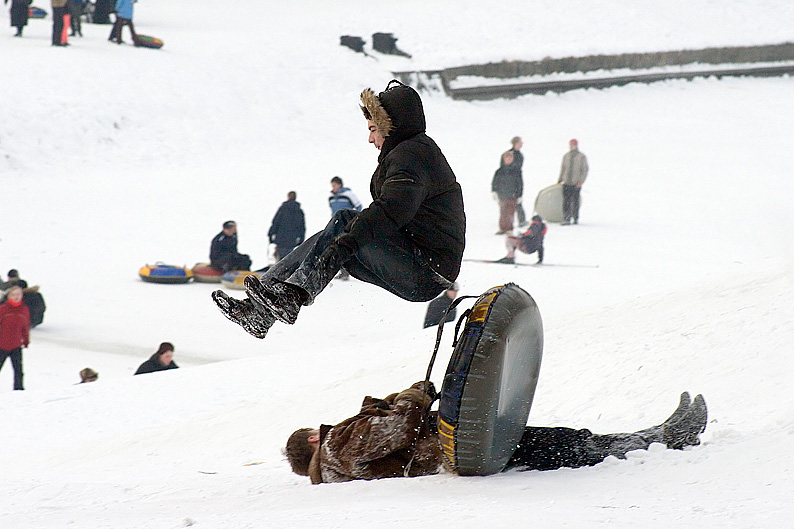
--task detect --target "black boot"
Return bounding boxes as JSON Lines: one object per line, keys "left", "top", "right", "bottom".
{"left": 663, "top": 394, "right": 707, "bottom": 449}
{"left": 244, "top": 275, "right": 304, "bottom": 325}
{"left": 211, "top": 290, "right": 275, "bottom": 339}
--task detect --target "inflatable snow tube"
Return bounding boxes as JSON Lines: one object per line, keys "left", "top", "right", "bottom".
{"left": 221, "top": 270, "right": 262, "bottom": 290}
{"left": 136, "top": 35, "right": 164, "bottom": 49}
{"left": 438, "top": 283, "right": 543, "bottom": 476}
{"left": 28, "top": 6, "right": 48, "bottom": 18}
{"left": 534, "top": 183, "right": 564, "bottom": 223}
{"left": 192, "top": 263, "right": 224, "bottom": 283}
{"left": 138, "top": 263, "right": 193, "bottom": 284}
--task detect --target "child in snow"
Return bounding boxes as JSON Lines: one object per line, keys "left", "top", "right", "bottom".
{"left": 494, "top": 215, "right": 546, "bottom": 264}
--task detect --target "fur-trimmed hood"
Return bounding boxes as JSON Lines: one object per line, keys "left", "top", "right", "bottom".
{"left": 360, "top": 80, "right": 426, "bottom": 156}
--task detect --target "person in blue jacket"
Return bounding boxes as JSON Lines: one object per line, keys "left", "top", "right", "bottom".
{"left": 108, "top": 0, "right": 138, "bottom": 45}
{"left": 328, "top": 176, "right": 363, "bottom": 214}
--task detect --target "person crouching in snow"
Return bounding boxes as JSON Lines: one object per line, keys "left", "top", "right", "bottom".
{"left": 494, "top": 215, "right": 546, "bottom": 264}
{"left": 212, "top": 80, "right": 466, "bottom": 339}
{"left": 283, "top": 381, "right": 708, "bottom": 484}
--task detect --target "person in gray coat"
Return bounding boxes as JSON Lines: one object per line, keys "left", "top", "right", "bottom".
{"left": 558, "top": 138, "right": 589, "bottom": 225}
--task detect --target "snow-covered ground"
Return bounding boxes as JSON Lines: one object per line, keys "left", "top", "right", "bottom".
{"left": 1, "top": 1, "right": 793, "bottom": 527}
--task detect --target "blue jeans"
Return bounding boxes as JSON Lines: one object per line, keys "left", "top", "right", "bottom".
{"left": 262, "top": 209, "right": 452, "bottom": 304}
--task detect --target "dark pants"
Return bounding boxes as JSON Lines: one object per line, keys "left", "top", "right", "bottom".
{"left": 69, "top": 2, "right": 82, "bottom": 35}
{"left": 263, "top": 209, "right": 452, "bottom": 304}
{"left": 562, "top": 184, "right": 581, "bottom": 222}
{"left": 516, "top": 202, "right": 526, "bottom": 226}
{"left": 506, "top": 426, "right": 661, "bottom": 471}
{"left": 0, "top": 348, "right": 24, "bottom": 390}
{"left": 212, "top": 254, "right": 252, "bottom": 272}
{"left": 109, "top": 16, "right": 137, "bottom": 43}
{"left": 52, "top": 6, "right": 67, "bottom": 45}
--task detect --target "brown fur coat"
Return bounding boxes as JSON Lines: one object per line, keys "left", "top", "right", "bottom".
{"left": 308, "top": 385, "right": 442, "bottom": 484}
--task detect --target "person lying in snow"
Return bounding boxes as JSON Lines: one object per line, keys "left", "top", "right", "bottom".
{"left": 212, "top": 80, "right": 466, "bottom": 339}
{"left": 284, "top": 381, "right": 707, "bottom": 484}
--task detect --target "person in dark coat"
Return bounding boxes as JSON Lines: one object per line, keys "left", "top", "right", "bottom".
{"left": 92, "top": 0, "right": 114, "bottom": 23}
{"left": 6, "top": 0, "right": 32, "bottom": 36}
{"left": 209, "top": 220, "right": 252, "bottom": 272}
{"left": 494, "top": 215, "right": 547, "bottom": 265}
{"left": 423, "top": 282, "right": 458, "bottom": 328}
{"left": 284, "top": 382, "right": 708, "bottom": 484}
{"left": 0, "top": 286, "right": 30, "bottom": 390}
{"left": 268, "top": 191, "right": 306, "bottom": 262}
{"left": 134, "top": 342, "right": 179, "bottom": 375}
{"left": 213, "top": 80, "right": 466, "bottom": 339}
{"left": 508, "top": 136, "right": 528, "bottom": 227}
{"left": 491, "top": 150, "right": 522, "bottom": 234}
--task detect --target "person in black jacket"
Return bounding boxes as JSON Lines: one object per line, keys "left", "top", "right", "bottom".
{"left": 6, "top": 0, "right": 32, "bottom": 37}
{"left": 491, "top": 150, "right": 522, "bottom": 234}
{"left": 209, "top": 220, "right": 252, "bottom": 272}
{"left": 213, "top": 80, "right": 466, "bottom": 339}
{"left": 268, "top": 191, "right": 306, "bottom": 262}
{"left": 134, "top": 342, "right": 179, "bottom": 375}
{"left": 423, "top": 282, "right": 458, "bottom": 328}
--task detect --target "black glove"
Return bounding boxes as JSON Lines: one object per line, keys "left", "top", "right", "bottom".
{"left": 320, "top": 233, "right": 359, "bottom": 266}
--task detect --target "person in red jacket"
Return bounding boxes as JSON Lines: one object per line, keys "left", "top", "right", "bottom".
{"left": 0, "top": 285, "right": 31, "bottom": 390}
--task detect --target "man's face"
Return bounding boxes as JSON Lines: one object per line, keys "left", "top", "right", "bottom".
{"left": 223, "top": 224, "right": 237, "bottom": 236}
{"left": 331, "top": 182, "right": 341, "bottom": 193}
{"left": 159, "top": 350, "right": 174, "bottom": 366}
{"left": 513, "top": 139, "right": 523, "bottom": 151}
{"left": 367, "top": 119, "right": 384, "bottom": 150}
{"left": 569, "top": 141, "right": 578, "bottom": 151}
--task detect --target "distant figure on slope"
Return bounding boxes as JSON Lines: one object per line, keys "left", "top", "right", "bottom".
{"left": 328, "top": 176, "right": 362, "bottom": 280}
{"left": 79, "top": 367, "right": 99, "bottom": 383}
{"left": 0, "top": 286, "right": 30, "bottom": 390}
{"left": 422, "top": 282, "right": 458, "bottom": 328}
{"left": 134, "top": 342, "right": 179, "bottom": 375}
{"left": 50, "top": 0, "right": 68, "bottom": 46}
{"left": 6, "top": 0, "right": 32, "bottom": 37}
{"left": 109, "top": 0, "right": 138, "bottom": 45}
{"left": 508, "top": 136, "right": 527, "bottom": 227}
{"left": 1, "top": 269, "right": 46, "bottom": 327}
{"left": 69, "top": 0, "right": 85, "bottom": 37}
{"left": 212, "top": 80, "right": 466, "bottom": 339}
{"left": 558, "top": 138, "right": 588, "bottom": 225}
{"left": 328, "top": 176, "right": 363, "bottom": 214}
{"left": 284, "top": 382, "right": 708, "bottom": 483}
{"left": 210, "top": 220, "right": 252, "bottom": 272}
{"left": 268, "top": 191, "right": 306, "bottom": 262}
{"left": 491, "top": 150, "right": 522, "bottom": 235}
{"left": 494, "top": 215, "right": 546, "bottom": 265}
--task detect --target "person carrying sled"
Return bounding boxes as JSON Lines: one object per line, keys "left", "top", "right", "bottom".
{"left": 284, "top": 381, "right": 708, "bottom": 484}
{"left": 212, "top": 80, "right": 466, "bottom": 339}
{"left": 494, "top": 215, "right": 546, "bottom": 265}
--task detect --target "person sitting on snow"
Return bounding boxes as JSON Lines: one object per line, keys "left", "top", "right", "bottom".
{"left": 494, "top": 215, "right": 546, "bottom": 265}
{"left": 284, "top": 381, "right": 708, "bottom": 484}
{"left": 212, "top": 80, "right": 466, "bottom": 339}
{"left": 209, "top": 220, "right": 252, "bottom": 272}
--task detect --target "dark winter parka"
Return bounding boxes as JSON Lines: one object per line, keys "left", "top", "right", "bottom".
{"left": 308, "top": 383, "right": 442, "bottom": 484}
{"left": 268, "top": 199, "right": 306, "bottom": 249}
{"left": 352, "top": 81, "right": 466, "bottom": 282}
{"left": 210, "top": 231, "right": 240, "bottom": 267}
{"left": 492, "top": 158, "right": 523, "bottom": 200}
{"left": 521, "top": 217, "right": 547, "bottom": 254}
{"left": 9, "top": 0, "right": 32, "bottom": 28}
{"left": 134, "top": 353, "right": 179, "bottom": 375}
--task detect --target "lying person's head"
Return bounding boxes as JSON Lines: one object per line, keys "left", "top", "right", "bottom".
{"left": 284, "top": 428, "right": 320, "bottom": 476}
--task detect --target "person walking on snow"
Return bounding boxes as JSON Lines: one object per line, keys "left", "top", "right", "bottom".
{"left": 0, "top": 286, "right": 30, "bottom": 390}
{"left": 212, "top": 80, "right": 466, "bottom": 339}
{"left": 268, "top": 191, "right": 306, "bottom": 262}
{"left": 109, "top": 0, "right": 138, "bottom": 45}
{"left": 6, "top": 0, "right": 32, "bottom": 37}
{"left": 558, "top": 138, "right": 588, "bottom": 225}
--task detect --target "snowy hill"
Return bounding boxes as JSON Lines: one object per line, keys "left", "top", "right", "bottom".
{"left": 1, "top": 1, "right": 793, "bottom": 527}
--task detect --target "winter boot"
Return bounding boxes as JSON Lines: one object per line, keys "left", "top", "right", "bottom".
{"left": 663, "top": 394, "right": 707, "bottom": 449}
{"left": 494, "top": 257, "right": 515, "bottom": 264}
{"left": 634, "top": 391, "right": 690, "bottom": 439}
{"left": 244, "top": 275, "right": 304, "bottom": 325}
{"left": 211, "top": 290, "right": 275, "bottom": 339}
